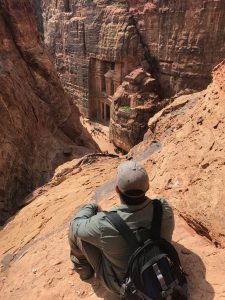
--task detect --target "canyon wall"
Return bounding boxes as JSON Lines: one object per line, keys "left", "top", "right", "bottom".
{"left": 130, "top": 59, "right": 225, "bottom": 247}
{"left": 109, "top": 67, "right": 163, "bottom": 152}
{"left": 126, "top": 0, "right": 225, "bottom": 96}
{"left": 1, "top": 62, "right": 225, "bottom": 299}
{"left": 37, "top": 0, "right": 225, "bottom": 117}
{"left": 37, "top": 0, "right": 152, "bottom": 118}
{"left": 0, "top": 0, "right": 98, "bottom": 223}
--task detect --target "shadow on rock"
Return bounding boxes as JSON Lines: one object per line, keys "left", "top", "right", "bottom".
{"left": 85, "top": 277, "right": 120, "bottom": 299}
{"left": 84, "top": 242, "right": 214, "bottom": 300}
{"left": 174, "top": 242, "right": 215, "bottom": 300}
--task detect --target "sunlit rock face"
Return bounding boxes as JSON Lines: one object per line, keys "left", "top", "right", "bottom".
{"left": 109, "top": 68, "right": 164, "bottom": 152}
{"left": 0, "top": 0, "right": 98, "bottom": 223}
{"left": 36, "top": 0, "right": 225, "bottom": 115}
{"left": 126, "top": 0, "right": 225, "bottom": 96}
{"left": 130, "top": 59, "right": 225, "bottom": 247}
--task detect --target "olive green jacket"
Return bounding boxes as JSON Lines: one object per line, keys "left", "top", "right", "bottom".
{"left": 70, "top": 198, "right": 174, "bottom": 293}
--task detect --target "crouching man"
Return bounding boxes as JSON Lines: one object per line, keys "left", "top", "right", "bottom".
{"left": 68, "top": 160, "right": 175, "bottom": 295}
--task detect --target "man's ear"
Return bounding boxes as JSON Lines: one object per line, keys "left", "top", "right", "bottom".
{"left": 116, "top": 186, "right": 120, "bottom": 194}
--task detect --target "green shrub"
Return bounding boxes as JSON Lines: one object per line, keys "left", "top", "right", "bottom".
{"left": 108, "top": 0, "right": 127, "bottom": 9}
{"left": 121, "top": 105, "right": 131, "bottom": 112}
{"left": 118, "top": 3, "right": 126, "bottom": 8}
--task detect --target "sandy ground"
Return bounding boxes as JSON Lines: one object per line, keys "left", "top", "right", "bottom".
{"left": 80, "top": 118, "right": 116, "bottom": 154}
{"left": 0, "top": 155, "right": 225, "bottom": 300}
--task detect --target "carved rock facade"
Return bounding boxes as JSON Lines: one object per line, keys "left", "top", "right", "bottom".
{"left": 37, "top": 0, "right": 153, "bottom": 118}
{"left": 36, "top": 0, "right": 225, "bottom": 116}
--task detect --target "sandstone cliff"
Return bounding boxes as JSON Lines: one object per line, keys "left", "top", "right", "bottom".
{"left": 0, "top": 0, "right": 98, "bottom": 224}
{"left": 35, "top": 0, "right": 153, "bottom": 118}
{"left": 131, "top": 59, "right": 225, "bottom": 247}
{"left": 1, "top": 60, "right": 225, "bottom": 299}
{"left": 0, "top": 1, "right": 225, "bottom": 298}
{"left": 126, "top": 0, "right": 225, "bottom": 96}
{"left": 109, "top": 67, "right": 163, "bottom": 152}
{"left": 35, "top": 0, "right": 225, "bottom": 117}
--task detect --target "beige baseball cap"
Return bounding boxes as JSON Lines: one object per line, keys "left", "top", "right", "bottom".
{"left": 116, "top": 160, "right": 149, "bottom": 197}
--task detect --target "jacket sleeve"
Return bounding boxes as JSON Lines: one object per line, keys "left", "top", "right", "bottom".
{"left": 70, "top": 202, "right": 102, "bottom": 248}
{"left": 160, "top": 199, "right": 175, "bottom": 242}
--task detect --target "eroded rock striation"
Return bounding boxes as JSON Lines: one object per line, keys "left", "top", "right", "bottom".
{"left": 36, "top": 0, "right": 155, "bottom": 118}
{"left": 126, "top": 0, "right": 225, "bottom": 96}
{"left": 0, "top": 0, "right": 98, "bottom": 223}
{"left": 36, "top": 0, "right": 225, "bottom": 117}
{"left": 130, "top": 59, "right": 225, "bottom": 247}
{"left": 109, "top": 68, "right": 163, "bottom": 152}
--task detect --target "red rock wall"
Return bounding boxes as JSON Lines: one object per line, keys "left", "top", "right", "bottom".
{"left": 0, "top": 0, "right": 98, "bottom": 223}
{"left": 39, "top": 0, "right": 225, "bottom": 111}
{"left": 109, "top": 68, "right": 163, "bottom": 152}
{"left": 130, "top": 59, "right": 225, "bottom": 247}
{"left": 126, "top": 0, "right": 225, "bottom": 96}
{"left": 38, "top": 0, "right": 149, "bottom": 117}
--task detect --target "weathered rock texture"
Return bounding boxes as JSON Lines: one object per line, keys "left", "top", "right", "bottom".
{"left": 109, "top": 68, "right": 164, "bottom": 152}
{"left": 126, "top": 0, "right": 225, "bottom": 96}
{"left": 130, "top": 59, "right": 225, "bottom": 247}
{"left": 36, "top": 0, "right": 154, "bottom": 118}
{"left": 32, "top": 0, "right": 44, "bottom": 36}
{"left": 36, "top": 0, "right": 225, "bottom": 116}
{"left": 0, "top": 0, "right": 98, "bottom": 223}
{"left": 1, "top": 156, "right": 225, "bottom": 299}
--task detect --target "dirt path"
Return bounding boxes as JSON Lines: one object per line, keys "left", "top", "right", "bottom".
{"left": 80, "top": 118, "right": 116, "bottom": 154}
{"left": 0, "top": 157, "right": 225, "bottom": 299}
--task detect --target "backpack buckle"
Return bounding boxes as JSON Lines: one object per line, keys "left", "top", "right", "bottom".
{"left": 120, "top": 283, "right": 126, "bottom": 296}
{"left": 120, "top": 277, "right": 137, "bottom": 296}
{"left": 126, "top": 277, "right": 137, "bottom": 294}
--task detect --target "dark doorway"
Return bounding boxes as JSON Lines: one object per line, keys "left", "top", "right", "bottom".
{"left": 101, "top": 76, "right": 106, "bottom": 93}
{"left": 64, "top": 0, "right": 71, "bottom": 12}
{"left": 102, "top": 103, "right": 105, "bottom": 120}
{"left": 110, "top": 82, "right": 114, "bottom": 96}
{"left": 106, "top": 104, "right": 110, "bottom": 121}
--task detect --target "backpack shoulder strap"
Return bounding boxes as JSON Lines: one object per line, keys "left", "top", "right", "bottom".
{"left": 105, "top": 211, "right": 139, "bottom": 252}
{"left": 151, "top": 199, "right": 163, "bottom": 239}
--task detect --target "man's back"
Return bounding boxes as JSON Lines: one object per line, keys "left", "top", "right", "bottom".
{"left": 70, "top": 197, "right": 174, "bottom": 293}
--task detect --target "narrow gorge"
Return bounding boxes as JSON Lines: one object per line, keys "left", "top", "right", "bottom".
{"left": 0, "top": 1, "right": 225, "bottom": 299}
{"left": 33, "top": 0, "right": 225, "bottom": 151}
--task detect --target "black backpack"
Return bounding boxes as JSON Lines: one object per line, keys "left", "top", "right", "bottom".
{"left": 105, "top": 199, "right": 188, "bottom": 300}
